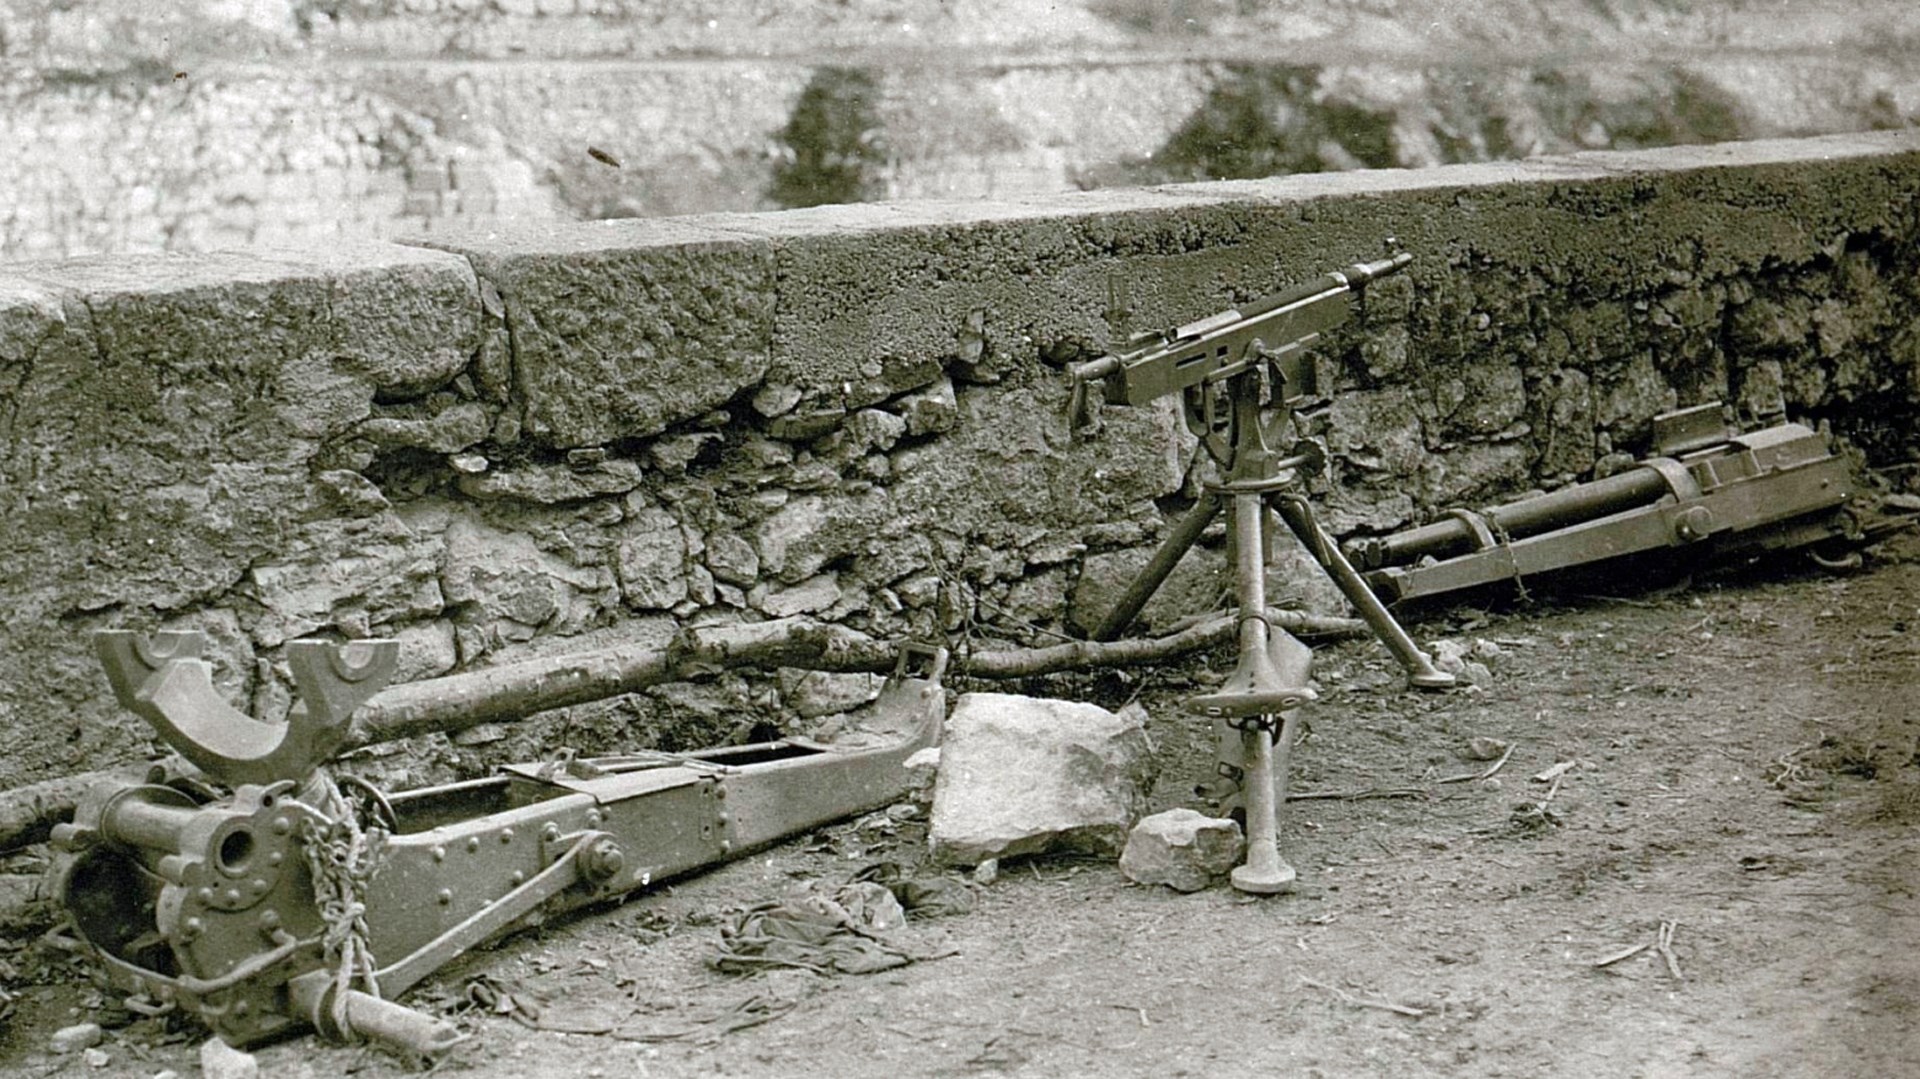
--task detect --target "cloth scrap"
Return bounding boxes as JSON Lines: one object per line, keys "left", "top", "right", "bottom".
{"left": 709, "top": 881, "right": 950, "bottom": 976}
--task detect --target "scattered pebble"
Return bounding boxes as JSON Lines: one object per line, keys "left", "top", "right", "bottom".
{"left": 83, "top": 1047, "right": 110, "bottom": 1068}
{"left": 50, "top": 1022, "right": 104, "bottom": 1054}
{"left": 200, "top": 1037, "right": 260, "bottom": 1079}
{"left": 1466, "top": 736, "right": 1510, "bottom": 761}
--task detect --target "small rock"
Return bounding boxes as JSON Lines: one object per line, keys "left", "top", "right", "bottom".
{"left": 200, "top": 1038, "right": 259, "bottom": 1079}
{"left": 904, "top": 746, "right": 940, "bottom": 800}
{"left": 897, "top": 376, "right": 959, "bottom": 436}
{"left": 50, "top": 1023, "right": 104, "bottom": 1054}
{"left": 1465, "top": 736, "right": 1510, "bottom": 762}
{"left": 1119, "top": 809, "right": 1245, "bottom": 892}
{"left": 458, "top": 458, "right": 645, "bottom": 503}
{"left": 1428, "top": 638, "right": 1493, "bottom": 686}
{"left": 752, "top": 382, "right": 803, "bottom": 419}
{"left": 83, "top": 1047, "right": 110, "bottom": 1068}
{"left": 758, "top": 573, "right": 842, "bottom": 618}
{"left": 650, "top": 432, "right": 724, "bottom": 473}
{"left": 972, "top": 858, "right": 1000, "bottom": 885}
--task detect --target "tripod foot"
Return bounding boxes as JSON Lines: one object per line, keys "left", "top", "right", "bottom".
{"left": 1231, "top": 855, "right": 1298, "bottom": 895}
{"left": 1410, "top": 666, "right": 1457, "bottom": 690}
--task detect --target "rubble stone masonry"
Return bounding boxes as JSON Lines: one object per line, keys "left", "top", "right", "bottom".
{"left": 2, "top": 131, "right": 1918, "bottom": 787}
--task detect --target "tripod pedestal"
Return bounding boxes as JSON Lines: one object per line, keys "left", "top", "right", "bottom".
{"left": 1094, "top": 369, "right": 1451, "bottom": 894}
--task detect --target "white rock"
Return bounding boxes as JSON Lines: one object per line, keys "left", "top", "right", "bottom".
{"left": 50, "top": 1023, "right": 103, "bottom": 1054}
{"left": 200, "top": 1038, "right": 260, "bottom": 1079}
{"left": 929, "top": 692, "right": 1156, "bottom": 865}
{"left": 904, "top": 746, "right": 941, "bottom": 802}
{"left": 1119, "top": 808, "right": 1245, "bottom": 892}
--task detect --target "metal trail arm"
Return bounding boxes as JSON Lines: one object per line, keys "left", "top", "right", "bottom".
{"left": 56, "top": 635, "right": 949, "bottom": 1055}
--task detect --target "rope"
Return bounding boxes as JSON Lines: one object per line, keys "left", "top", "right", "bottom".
{"left": 1489, "top": 515, "right": 1530, "bottom": 603}
{"left": 298, "top": 771, "right": 387, "bottom": 1041}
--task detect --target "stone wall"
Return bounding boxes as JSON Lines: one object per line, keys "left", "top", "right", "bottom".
{"left": 3, "top": 130, "right": 1918, "bottom": 790}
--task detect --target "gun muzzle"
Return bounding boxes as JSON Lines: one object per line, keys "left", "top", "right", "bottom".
{"left": 1342, "top": 251, "right": 1414, "bottom": 287}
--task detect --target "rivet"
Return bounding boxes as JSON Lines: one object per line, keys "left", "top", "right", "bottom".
{"left": 718, "top": 840, "right": 733, "bottom": 853}
{"left": 183, "top": 917, "right": 204, "bottom": 939}
{"left": 499, "top": 828, "right": 515, "bottom": 844}
{"left": 259, "top": 910, "right": 281, "bottom": 930}
{"left": 224, "top": 888, "right": 242, "bottom": 905}
{"left": 713, "top": 785, "right": 727, "bottom": 801}
{"left": 542, "top": 823, "right": 561, "bottom": 841}
{"left": 432, "top": 845, "right": 447, "bottom": 862}
{"left": 266, "top": 851, "right": 283, "bottom": 867}
{"left": 510, "top": 871, "right": 526, "bottom": 885}
{"left": 251, "top": 878, "right": 269, "bottom": 895}
{"left": 196, "top": 887, "right": 213, "bottom": 903}
{"left": 467, "top": 836, "right": 481, "bottom": 853}
{"left": 271, "top": 817, "right": 291, "bottom": 835}
{"left": 586, "top": 809, "right": 603, "bottom": 826}
{"left": 437, "top": 889, "right": 453, "bottom": 905}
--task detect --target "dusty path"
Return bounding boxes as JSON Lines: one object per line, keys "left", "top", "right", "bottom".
{"left": 5, "top": 541, "right": 1918, "bottom": 1077}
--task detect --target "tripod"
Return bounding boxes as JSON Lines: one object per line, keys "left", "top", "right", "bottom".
{"left": 1092, "top": 360, "right": 1452, "bottom": 893}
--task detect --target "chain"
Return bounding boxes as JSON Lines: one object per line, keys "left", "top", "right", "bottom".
{"left": 298, "top": 771, "right": 387, "bottom": 1041}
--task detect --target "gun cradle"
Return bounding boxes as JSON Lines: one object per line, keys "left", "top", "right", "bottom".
{"left": 54, "top": 640, "right": 947, "bottom": 1054}
{"left": 1347, "top": 406, "right": 1871, "bottom": 605}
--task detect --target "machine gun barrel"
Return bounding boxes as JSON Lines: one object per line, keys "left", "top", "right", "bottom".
{"left": 1346, "top": 410, "right": 1870, "bottom": 606}
{"left": 1079, "top": 252, "right": 1412, "bottom": 407}
{"left": 1349, "top": 466, "right": 1674, "bottom": 570}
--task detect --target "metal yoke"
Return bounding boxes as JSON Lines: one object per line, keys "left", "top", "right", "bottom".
{"left": 95, "top": 630, "right": 399, "bottom": 788}
{"left": 56, "top": 634, "right": 948, "bottom": 1056}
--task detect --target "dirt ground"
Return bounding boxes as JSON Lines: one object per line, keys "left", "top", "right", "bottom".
{"left": 5, "top": 533, "right": 1919, "bottom": 1078}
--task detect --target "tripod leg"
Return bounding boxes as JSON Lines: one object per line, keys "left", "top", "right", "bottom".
{"left": 1271, "top": 494, "right": 1455, "bottom": 689}
{"left": 1230, "top": 716, "right": 1296, "bottom": 895}
{"left": 1092, "top": 492, "right": 1224, "bottom": 642}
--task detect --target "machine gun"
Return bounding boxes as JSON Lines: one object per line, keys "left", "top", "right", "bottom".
{"left": 1345, "top": 402, "right": 1914, "bottom": 607}
{"left": 1068, "top": 248, "right": 1451, "bottom": 895}
{"left": 52, "top": 630, "right": 947, "bottom": 1056}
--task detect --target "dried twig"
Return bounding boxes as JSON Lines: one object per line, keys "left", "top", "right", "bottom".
{"left": 1531, "top": 760, "right": 1576, "bottom": 784}
{"left": 1590, "top": 942, "right": 1650, "bottom": 968}
{"left": 1572, "top": 593, "right": 1659, "bottom": 609}
{"left": 1298, "top": 976, "right": 1426, "bottom": 1018}
{"left": 1532, "top": 760, "right": 1575, "bottom": 804}
{"left": 1655, "top": 921, "right": 1684, "bottom": 982}
{"left": 1287, "top": 786, "right": 1427, "bottom": 802}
